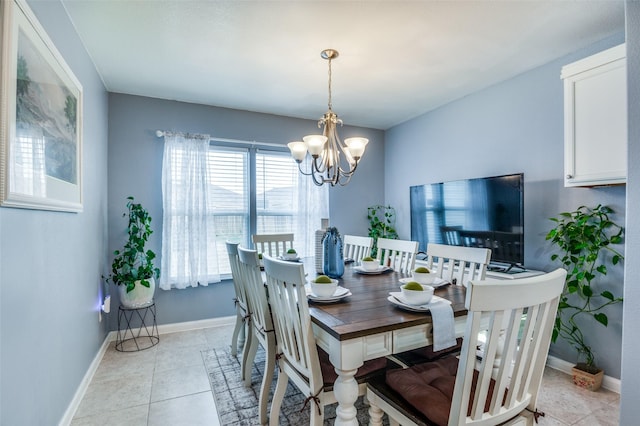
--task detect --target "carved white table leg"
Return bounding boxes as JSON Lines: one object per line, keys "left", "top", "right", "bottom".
{"left": 333, "top": 367, "right": 359, "bottom": 426}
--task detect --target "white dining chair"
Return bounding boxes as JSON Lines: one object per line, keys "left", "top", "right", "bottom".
{"left": 262, "top": 255, "right": 395, "bottom": 426}
{"left": 343, "top": 234, "right": 374, "bottom": 262}
{"left": 237, "top": 246, "right": 276, "bottom": 425}
{"left": 225, "top": 241, "right": 252, "bottom": 382}
{"left": 376, "top": 237, "right": 419, "bottom": 274}
{"left": 392, "top": 243, "right": 493, "bottom": 366}
{"left": 423, "top": 242, "right": 492, "bottom": 288}
{"left": 367, "top": 268, "right": 567, "bottom": 426}
{"left": 252, "top": 233, "right": 294, "bottom": 257}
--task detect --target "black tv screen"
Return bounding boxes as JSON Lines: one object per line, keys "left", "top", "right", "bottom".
{"left": 410, "top": 173, "right": 524, "bottom": 269}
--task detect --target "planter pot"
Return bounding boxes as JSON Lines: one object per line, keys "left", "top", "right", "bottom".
{"left": 118, "top": 277, "right": 156, "bottom": 308}
{"left": 572, "top": 364, "right": 604, "bottom": 391}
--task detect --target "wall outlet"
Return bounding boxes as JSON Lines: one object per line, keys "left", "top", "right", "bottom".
{"left": 103, "top": 295, "right": 111, "bottom": 313}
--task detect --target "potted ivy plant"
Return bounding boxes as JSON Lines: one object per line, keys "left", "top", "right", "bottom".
{"left": 367, "top": 205, "right": 399, "bottom": 257}
{"left": 546, "top": 204, "right": 624, "bottom": 391}
{"left": 107, "top": 196, "right": 160, "bottom": 308}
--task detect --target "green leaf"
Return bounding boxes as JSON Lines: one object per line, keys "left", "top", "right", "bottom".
{"left": 582, "top": 285, "right": 593, "bottom": 297}
{"left": 601, "top": 291, "right": 614, "bottom": 301}
{"left": 594, "top": 313, "right": 608, "bottom": 327}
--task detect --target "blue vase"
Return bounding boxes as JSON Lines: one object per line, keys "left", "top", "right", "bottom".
{"left": 323, "top": 227, "right": 344, "bottom": 278}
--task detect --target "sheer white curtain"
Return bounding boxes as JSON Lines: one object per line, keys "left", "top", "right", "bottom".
{"left": 160, "top": 133, "right": 220, "bottom": 289}
{"left": 294, "top": 156, "right": 329, "bottom": 257}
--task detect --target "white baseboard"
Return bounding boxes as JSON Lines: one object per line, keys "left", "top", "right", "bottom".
{"left": 59, "top": 316, "right": 236, "bottom": 426}
{"left": 58, "top": 334, "right": 113, "bottom": 426}
{"left": 546, "top": 354, "right": 621, "bottom": 394}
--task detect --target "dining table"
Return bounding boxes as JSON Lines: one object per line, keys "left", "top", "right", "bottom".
{"left": 301, "top": 258, "right": 469, "bottom": 426}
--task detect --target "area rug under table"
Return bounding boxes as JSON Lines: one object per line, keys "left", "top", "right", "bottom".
{"left": 202, "top": 346, "right": 386, "bottom": 425}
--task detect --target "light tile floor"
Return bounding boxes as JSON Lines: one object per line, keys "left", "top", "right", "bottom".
{"left": 71, "top": 324, "right": 619, "bottom": 425}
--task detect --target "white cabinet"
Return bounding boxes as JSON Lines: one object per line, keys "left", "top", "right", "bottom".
{"left": 561, "top": 44, "right": 627, "bottom": 187}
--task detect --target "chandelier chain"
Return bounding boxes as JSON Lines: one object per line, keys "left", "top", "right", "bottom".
{"left": 327, "top": 57, "right": 333, "bottom": 111}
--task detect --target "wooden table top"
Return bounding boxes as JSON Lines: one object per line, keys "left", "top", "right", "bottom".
{"left": 305, "top": 261, "right": 468, "bottom": 342}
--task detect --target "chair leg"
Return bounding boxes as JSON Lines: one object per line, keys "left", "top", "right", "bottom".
{"left": 368, "top": 400, "right": 385, "bottom": 426}
{"left": 310, "top": 402, "right": 323, "bottom": 426}
{"left": 258, "top": 335, "right": 276, "bottom": 425}
{"left": 231, "top": 307, "right": 247, "bottom": 356}
{"left": 241, "top": 323, "right": 256, "bottom": 386}
{"left": 269, "top": 368, "right": 289, "bottom": 426}
{"left": 230, "top": 310, "right": 243, "bottom": 356}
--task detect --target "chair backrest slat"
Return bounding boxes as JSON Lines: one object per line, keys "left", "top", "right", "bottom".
{"left": 237, "top": 246, "right": 273, "bottom": 335}
{"left": 376, "top": 238, "right": 419, "bottom": 274}
{"left": 226, "top": 241, "right": 249, "bottom": 310}
{"left": 343, "top": 234, "right": 373, "bottom": 262}
{"left": 252, "top": 233, "right": 294, "bottom": 257}
{"left": 424, "top": 243, "right": 491, "bottom": 287}
{"left": 449, "top": 268, "right": 566, "bottom": 426}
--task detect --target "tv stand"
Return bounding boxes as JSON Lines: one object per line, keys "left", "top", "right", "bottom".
{"left": 486, "top": 266, "right": 544, "bottom": 280}
{"left": 415, "top": 259, "right": 544, "bottom": 280}
{"left": 487, "top": 263, "right": 527, "bottom": 274}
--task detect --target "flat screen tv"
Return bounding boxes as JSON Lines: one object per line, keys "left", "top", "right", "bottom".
{"left": 410, "top": 173, "right": 525, "bottom": 272}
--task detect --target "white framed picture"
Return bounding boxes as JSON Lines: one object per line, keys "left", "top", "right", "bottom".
{"left": 0, "top": 0, "right": 83, "bottom": 212}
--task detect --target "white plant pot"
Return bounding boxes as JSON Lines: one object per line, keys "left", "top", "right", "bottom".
{"left": 119, "top": 277, "right": 156, "bottom": 308}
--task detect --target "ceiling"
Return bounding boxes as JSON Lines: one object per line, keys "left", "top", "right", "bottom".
{"left": 61, "top": 1, "right": 625, "bottom": 130}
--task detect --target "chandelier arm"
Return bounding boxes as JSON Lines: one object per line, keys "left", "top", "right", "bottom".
{"left": 295, "top": 161, "right": 315, "bottom": 176}
{"left": 311, "top": 171, "right": 325, "bottom": 186}
{"left": 336, "top": 158, "right": 360, "bottom": 177}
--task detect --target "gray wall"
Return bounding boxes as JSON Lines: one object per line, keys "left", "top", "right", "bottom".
{"left": 107, "top": 94, "right": 384, "bottom": 329}
{"left": 0, "top": 1, "right": 109, "bottom": 424}
{"left": 384, "top": 34, "right": 626, "bottom": 378}
{"left": 620, "top": 0, "right": 640, "bottom": 421}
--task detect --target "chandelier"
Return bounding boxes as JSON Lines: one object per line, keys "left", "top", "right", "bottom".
{"left": 288, "top": 49, "right": 368, "bottom": 186}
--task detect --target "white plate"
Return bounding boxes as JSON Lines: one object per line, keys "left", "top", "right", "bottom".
{"left": 306, "top": 285, "right": 351, "bottom": 302}
{"left": 388, "top": 292, "right": 450, "bottom": 312}
{"left": 353, "top": 265, "right": 392, "bottom": 275}
{"left": 399, "top": 277, "right": 450, "bottom": 288}
{"left": 278, "top": 256, "right": 302, "bottom": 262}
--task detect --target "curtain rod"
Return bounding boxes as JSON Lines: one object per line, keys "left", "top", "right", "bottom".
{"left": 155, "top": 130, "right": 286, "bottom": 149}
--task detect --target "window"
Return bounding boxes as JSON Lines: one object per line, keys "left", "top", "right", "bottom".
{"left": 207, "top": 147, "right": 248, "bottom": 279}
{"left": 256, "top": 151, "right": 298, "bottom": 234}
{"left": 161, "top": 134, "right": 327, "bottom": 288}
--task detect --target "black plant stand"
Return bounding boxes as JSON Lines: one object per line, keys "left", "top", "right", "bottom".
{"left": 116, "top": 301, "right": 159, "bottom": 352}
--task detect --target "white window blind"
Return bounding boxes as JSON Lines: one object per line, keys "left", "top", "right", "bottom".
{"left": 256, "top": 151, "right": 297, "bottom": 234}
{"left": 207, "top": 148, "right": 249, "bottom": 277}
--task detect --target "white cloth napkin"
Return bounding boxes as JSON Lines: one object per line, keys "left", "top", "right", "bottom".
{"left": 428, "top": 298, "right": 457, "bottom": 352}
{"left": 391, "top": 293, "right": 457, "bottom": 352}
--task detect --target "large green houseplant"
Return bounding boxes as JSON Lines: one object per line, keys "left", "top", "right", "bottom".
{"left": 546, "top": 204, "right": 623, "bottom": 389}
{"left": 367, "top": 205, "right": 399, "bottom": 257}
{"left": 107, "top": 197, "right": 160, "bottom": 308}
